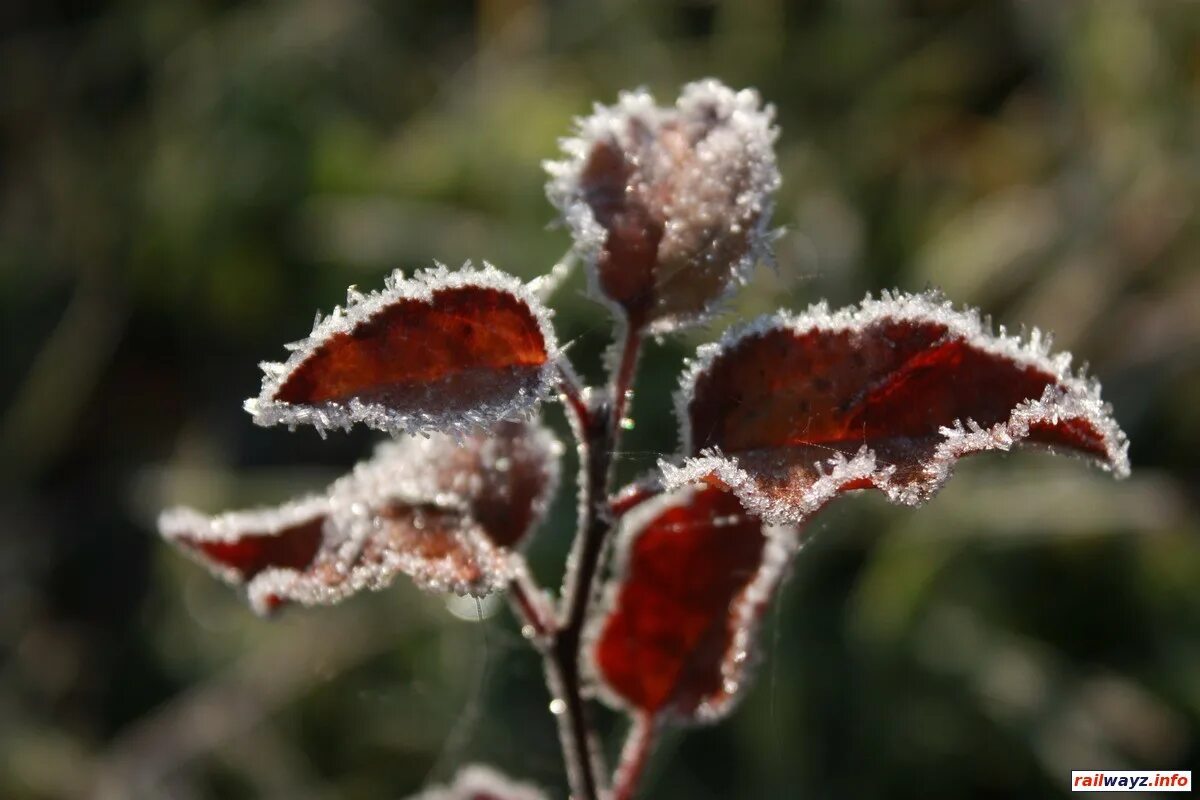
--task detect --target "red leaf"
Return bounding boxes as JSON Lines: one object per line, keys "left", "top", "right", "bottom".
{"left": 425, "top": 420, "right": 563, "bottom": 549}
{"left": 664, "top": 290, "right": 1130, "bottom": 524}
{"left": 546, "top": 80, "right": 780, "bottom": 332}
{"left": 159, "top": 421, "right": 561, "bottom": 614}
{"left": 589, "top": 485, "right": 791, "bottom": 723}
{"left": 406, "top": 765, "right": 547, "bottom": 800}
{"left": 245, "top": 264, "right": 559, "bottom": 437}
{"left": 162, "top": 496, "right": 329, "bottom": 584}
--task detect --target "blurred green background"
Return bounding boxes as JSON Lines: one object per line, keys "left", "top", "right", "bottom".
{"left": 2, "top": 1, "right": 1198, "bottom": 798}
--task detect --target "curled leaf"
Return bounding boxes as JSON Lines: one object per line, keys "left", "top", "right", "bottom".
{"left": 588, "top": 485, "right": 792, "bottom": 723}
{"left": 245, "top": 263, "right": 559, "bottom": 438}
{"left": 420, "top": 420, "right": 564, "bottom": 549}
{"left": 407, "top": 765, "right": 548, "bottom": 800}
{"left": 545, "top": 79, "right": 780, "bottom": 332}
{"left": 159, "top": 421, "right": 561, "bottom": 614}
{"left": 157, "top": 496, "right": 330, "bottom": 586}
{"left": 664, "top": 290, "right": 1130, "bottom": 525}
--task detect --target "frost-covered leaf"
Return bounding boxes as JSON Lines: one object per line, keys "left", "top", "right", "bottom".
{"left": 588, "top": 485, "right": 792, "bottom": 723}
{"left": 159, "top": 421, "right": 561, "bottom": 614}
{"left": 414, "top": 419, "right": 563, "bottom": 549}
{"left": 245, "top": 263, "right": 559, "bottom": 438}
{"left": 407, "top": 764, "right": 547, "bottom": 800}
{"left": 158, "top": 496, "right": 330, "bottom": 585}
{"left": 545, "top": 79, "right": 780, "bottom": 333}
{"left": 664, "top": 290, "right": 1130, "bottom": 525}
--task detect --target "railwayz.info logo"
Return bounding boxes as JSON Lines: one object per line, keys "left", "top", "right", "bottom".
{"left": 1072, "top": 771, "right": 1191, "bottom": 792}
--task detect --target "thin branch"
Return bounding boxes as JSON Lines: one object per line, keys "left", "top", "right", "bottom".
{"left": 558, "top": 401, "right": 612, "bottom": 634}
{"left": 609, "top": 320, "right": 642, "bottom": 441}
{"left": 612, "top": 713, "right": 658, "bottom": 800}
{"left": 547, "top": 396, "right": 611, "bottom": 800}
{"left": 559, "top": 320, "right": 642, "bottom": 637}
{"left": 542, "top": 319, "right": 644, "bottom": 800}
{"left": 555, "top": 357, "right": 591, "bottom": 434}
{"left": 506, "top": 561, "right": 556, "bottom": 645}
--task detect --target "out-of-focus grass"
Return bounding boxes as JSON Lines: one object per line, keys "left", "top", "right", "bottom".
{"left": 0, "top": 1, "right": 1197, "bottom": 798}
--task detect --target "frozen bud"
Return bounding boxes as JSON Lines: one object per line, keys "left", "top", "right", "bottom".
{"left": 545, "top": 79, "right": 781, "bottom": 333}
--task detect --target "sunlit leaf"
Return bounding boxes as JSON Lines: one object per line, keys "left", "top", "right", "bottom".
{"left": 159, "top": 421, "right": 561, "bottom": 614}
{"left": 588, "top": 485, "right": 792, "bottom": 723}
{"left": 245, "top": 263, "right": 559, "bottom": 437}
{"left": 545, "top": 79, "right": 780, "bottom": 333}
{"left": 663, "top": 290, "right": 1130, "bottom": 524}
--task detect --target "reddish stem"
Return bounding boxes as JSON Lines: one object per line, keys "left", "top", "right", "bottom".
{"left": 506, "top": 563, "right": 554, "bottom": 644}
{"left": 609, "top": 320, "right": 642, "bottom": 441}
{"left": 539, "top": 322, "right": 643, "bottom": 800}
{"left": 613, "top": 713, "right": 658, "bottom": 800}
{"left": 549, "top": 395, "right": 610, "bottom": 800}
{"left": 555, "top": 358, "right": 590, "bottom": 437}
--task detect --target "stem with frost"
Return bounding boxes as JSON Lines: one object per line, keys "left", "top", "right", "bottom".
{"left": 505, "top": 324, "right": 644, "bottom": 800}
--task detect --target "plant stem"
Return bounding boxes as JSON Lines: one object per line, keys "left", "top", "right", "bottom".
{"left": 612, "top": 713, "right": 657, "bottom": 800}
{"left": 609, "top": 320, "right": 642, "bottom": 439}
{"left": 549, "top": 396, "right": 610, "bottom": 800}
{"left": 542, "top": 323, "right": 642, "bottom": 800}
{"left": 555, "top": 359, "right": 590, "bottom": 439}
{"left": 507, "top": 564, "right": 554, "bottom": 643}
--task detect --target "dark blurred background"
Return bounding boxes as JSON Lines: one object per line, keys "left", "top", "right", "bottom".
{"left": 2, "top": 1, "right": 1198, "bottom": 798}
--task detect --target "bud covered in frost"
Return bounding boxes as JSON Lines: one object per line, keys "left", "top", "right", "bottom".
{"left": 545, "top": 79, "right": 781, "bottom": 333}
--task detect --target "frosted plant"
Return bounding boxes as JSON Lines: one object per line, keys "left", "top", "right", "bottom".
{"left": 160, "top": 79, "right": 1129, "bottom": 800}
{"left": 545, "top": 79, "right": 780, "bottom": 334}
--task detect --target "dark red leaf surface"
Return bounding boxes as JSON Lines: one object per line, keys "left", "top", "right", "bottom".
{"left": 590, "top": 485, "right": 790, "bottom": 722}
{"left": 251, "top": 503, "right": 504, "bottom": 613}
{"left": 159, "top": 421, "right": 561, "bottom": 614}
{"left": 428, "top": 421, "right": 563, "bottom": 549}
{"left": 579, "top": 140, "right": 663, "bottom": 323}
{"left": 546, "top": 80, "right": 780, "bottom": 332}
{"left": 180, "top": 514, "right": 324, "bottom": 581}
{"left": 246, "top": 265, "right": 558, "bottom": 437}
{"left": 665, "top": 291, "right": 1130, "bottom": 524}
